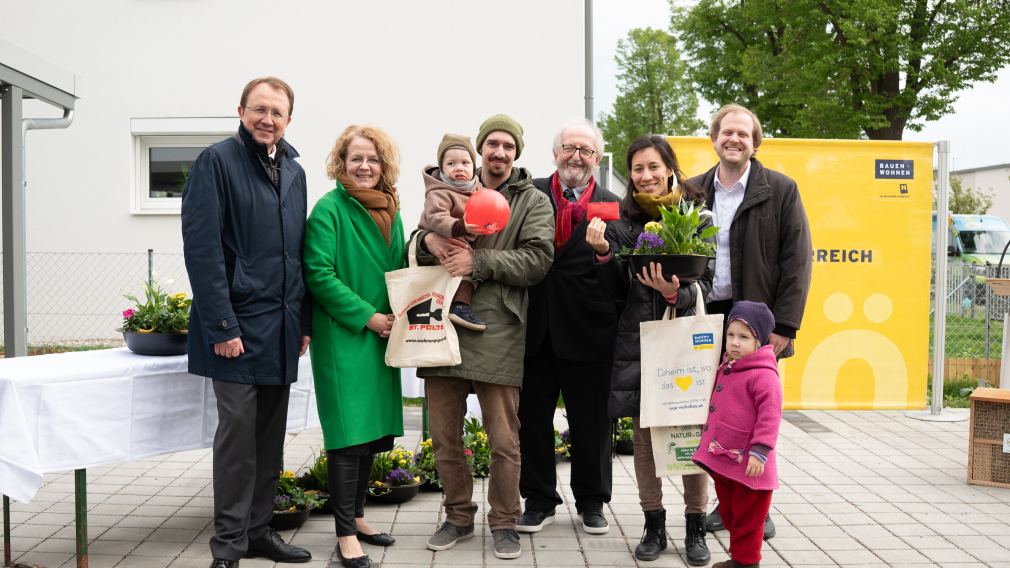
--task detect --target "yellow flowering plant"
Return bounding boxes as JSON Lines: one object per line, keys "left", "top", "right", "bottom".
{"left": 274, "top": 469, "right": 325, "bottom": 512}
{"left": 120, "top": 280, "right": 191, "bottom": 334}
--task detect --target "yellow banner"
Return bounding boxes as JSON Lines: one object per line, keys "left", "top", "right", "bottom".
{"left": 669, "top": 137, "right": 933, "bottom": 410}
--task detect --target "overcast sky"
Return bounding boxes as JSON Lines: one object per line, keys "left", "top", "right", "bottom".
{"left": 592, "top": 0, "right": 1010, "bottom": 171}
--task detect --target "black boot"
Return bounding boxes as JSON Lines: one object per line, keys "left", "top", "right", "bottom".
{"left": 685, "top": 512, "right": 711, "bottom": 566}
{"left": 634, "top": 509, "right": 667, "bottom": 561}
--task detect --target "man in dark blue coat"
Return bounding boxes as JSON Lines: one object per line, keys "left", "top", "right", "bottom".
{"left": 182, "top": 77, "right": 312, "bottom": 568}
{"left": 517, "top": 119, "right": 621, "bottom": 536}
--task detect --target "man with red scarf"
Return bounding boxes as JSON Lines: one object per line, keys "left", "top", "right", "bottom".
{"left": 516, "top": 119, "right": 622, "bottom": 535}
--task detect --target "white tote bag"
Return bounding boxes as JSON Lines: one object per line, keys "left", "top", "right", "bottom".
{"left": 384, "top": 235, "right": 463, "bottom": 368}
{"left": 649, "top": 424, "right": 704, "bottom": 477}
{"left": 638, "top": 283, "right": 723, "bottom": 428}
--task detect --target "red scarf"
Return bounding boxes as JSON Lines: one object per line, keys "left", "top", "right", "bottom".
{"left": 550, "top": 172, "right": 596, "bottom": 248}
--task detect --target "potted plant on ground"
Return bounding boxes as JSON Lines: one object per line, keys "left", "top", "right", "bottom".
{"left": 615, "top": 417, "right": 634, "bottom": 455}
{"left": 414, "top": 438, "right": 441, "bottom": 491}
{"left": 270, "top": 469, "right": 325, "bottom": 531}
{"left": 299, "top": 449, "right": 332, "bottom": 514}
{"left": 619, "top": 200, "right": 718, "bottom": 283}
{"left": 119, "top": 280, "right": 191, "bottom": 356}
{"left": 463, "top": 417, "right": 491, "bottom": 479}
{"left": 367, "top": 447, "right": 421, "bottom": 504}
{"left": 553, "top": 429, "right": 569, "bottom": 464}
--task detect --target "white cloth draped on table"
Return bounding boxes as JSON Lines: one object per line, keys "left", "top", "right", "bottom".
{"left": 0, "top": 348, "right": 318, "bottom": 504}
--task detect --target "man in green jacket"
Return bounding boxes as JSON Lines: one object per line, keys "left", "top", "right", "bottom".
{"left": 415, "top": 114, "right": 554, "bottom": 561}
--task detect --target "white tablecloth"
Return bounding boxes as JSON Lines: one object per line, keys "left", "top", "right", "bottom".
{"left": 0, "top": 348, "right": 320, "bottom": 504}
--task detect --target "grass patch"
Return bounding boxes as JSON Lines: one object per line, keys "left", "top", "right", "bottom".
{"left": 930, "top": 313, "right": 1003, "bottom": 358}
{"left": 926, "top": 375, "right": 980, "bottom": 408}
{"left": 403, "top": 397, "right": 423, "bottom": 407}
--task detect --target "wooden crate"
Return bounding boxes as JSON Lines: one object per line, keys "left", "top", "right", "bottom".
{"left": 967, "top": 388, "right": 1010, "bottom": 488}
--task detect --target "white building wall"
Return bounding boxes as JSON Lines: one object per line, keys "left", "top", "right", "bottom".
{"left": 0, "top": 0, "right": 585, "bottom": 342}
{"left": 953, "top": 165, "right": 1010, "bottom": 221}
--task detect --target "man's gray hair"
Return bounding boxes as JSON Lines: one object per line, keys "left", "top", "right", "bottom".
{"left": 552, "top": 118, "right": 605, "bottom": 154}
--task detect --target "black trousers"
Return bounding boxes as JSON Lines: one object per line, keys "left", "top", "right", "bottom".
{"left": 210, "top": 381, "right": 291, "bottom": 561}
{"left": 518, "top": 337, "right": 612, "bottom": 513}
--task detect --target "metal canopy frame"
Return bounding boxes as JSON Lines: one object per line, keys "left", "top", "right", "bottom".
{"left": 1, "top": 39, "right": 78, "bottom": 568}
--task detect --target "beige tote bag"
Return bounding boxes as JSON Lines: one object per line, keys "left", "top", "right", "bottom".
{"left": 384, "top": 235, "right": 463, "bottom": 368}
{"left": 638, "top": 283, "right": 723, "bottom": 428}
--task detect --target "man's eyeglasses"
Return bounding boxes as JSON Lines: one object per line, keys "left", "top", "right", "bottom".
{"left": 244, "top": 106, "right": 288, "bottom": 120}
{"left": 560, "top": 144, "right": 597, "bottom": 159}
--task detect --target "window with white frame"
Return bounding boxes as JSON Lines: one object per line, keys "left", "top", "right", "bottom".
{"left": 131, "top": 118, "right": 234, "bottom": 214}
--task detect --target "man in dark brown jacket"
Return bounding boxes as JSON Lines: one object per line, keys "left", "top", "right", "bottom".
{"left": 688, "top": 103, "right": 812, "bottom": 539}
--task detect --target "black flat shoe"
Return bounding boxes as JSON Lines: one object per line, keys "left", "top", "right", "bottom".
{"left": 332, "top": 546, "right": 372, "bottom": 568}
{"left": 356, "top": 531, "right": 395, "bottom": 546}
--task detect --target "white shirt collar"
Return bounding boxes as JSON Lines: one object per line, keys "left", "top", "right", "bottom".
{"left": 714, "top": 161, "right": 752, "bottom": 193}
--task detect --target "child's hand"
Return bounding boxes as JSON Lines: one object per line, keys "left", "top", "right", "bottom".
{"left": 465, "top": 223, "right": 483, "bottom": 236}
{"left": 745, "top": 455, "right": 764, "bottom": 477}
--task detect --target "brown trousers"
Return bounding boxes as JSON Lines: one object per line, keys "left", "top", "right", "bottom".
{"left": 425, "top": 377, "right": 521, "bottom": 529}
{"left": 633, "top": 417, "right": 708, "bottom": 513}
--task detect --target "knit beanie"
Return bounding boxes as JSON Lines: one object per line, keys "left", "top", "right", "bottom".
{"left": 476, "top": 113, "right": 524, "bottom": 159}
{"left": 727, "top": 301, "right": 775, "bottom": 346}
{"left": 437, "top": 133, "right": 477, "bottom": 170}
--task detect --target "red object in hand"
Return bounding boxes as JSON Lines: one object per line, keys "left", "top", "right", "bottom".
{"left": 587, "top": 201, "right": 620, "bottom": 222}
{"left": 465, "top": 189, "right": 511, "bottom": 234}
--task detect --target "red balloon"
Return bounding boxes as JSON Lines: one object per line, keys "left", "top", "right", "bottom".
{"left": 464, "top": 189, "right": 511, "bottom": 235}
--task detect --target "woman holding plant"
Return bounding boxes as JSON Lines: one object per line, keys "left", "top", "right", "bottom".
{"left": 303, "top": 125, "right": 405, "bottom": 568}
{"left": 586, "top": 135, "right": 715, "bottom": 565}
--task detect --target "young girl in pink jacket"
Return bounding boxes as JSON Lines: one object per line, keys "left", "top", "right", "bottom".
{"left": 693, "top": 301, "right": 782, "bottom": 568}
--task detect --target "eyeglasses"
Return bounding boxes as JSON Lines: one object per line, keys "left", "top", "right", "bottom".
{"left": 244, "top": 106, "right": 288, "bottom": 120}
{"left": 560, "top": 144, "right": 597, "bottom": 159}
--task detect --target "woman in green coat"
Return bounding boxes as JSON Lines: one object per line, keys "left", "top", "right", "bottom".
{"left": 304, "top": 125, "right": 405, "bottom": 568}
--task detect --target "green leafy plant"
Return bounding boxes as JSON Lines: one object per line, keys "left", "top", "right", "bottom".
{"left": 298, "top": 449, "right": 328, "bottom": 493}
{"left": 463, "top": 417, "right": 491, "bottom": 478}
{"left": 617, "top": 417, "right": 634, "bottom": 442}
{"left": 120, "top": 280, "right": 191, "bottom": 334}
{"left": 274, "top": 469, "right": 325, "bottom": 512}
{"left": 620, "top": 201, "right": 718, "bottom": 257}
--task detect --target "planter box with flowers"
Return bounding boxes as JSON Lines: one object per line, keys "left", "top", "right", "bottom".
{"left": 619, "top": 200, "right": 718, "bottom": 283}
{"left": 119, "top": 280, "right": 191, "bottom": 356}
{"left": 368, "top": 447, "right": 422, "bottom": 504}
{"left": 270, "top": 469, "right": 325, "bottom": 531}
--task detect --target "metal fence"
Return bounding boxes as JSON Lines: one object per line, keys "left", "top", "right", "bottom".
{"left": 2, "top": 252, "right": 1008, "bottom": 382}
{"left": 932, "top": 260, "right": 1010, "bottom": 382}
{"left": 0, "top": 251, "right": 189, "bottom": 346}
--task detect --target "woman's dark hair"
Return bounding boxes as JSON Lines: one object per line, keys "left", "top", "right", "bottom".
{"left": 620, "top": 134, "right": 706, "bottom": 222}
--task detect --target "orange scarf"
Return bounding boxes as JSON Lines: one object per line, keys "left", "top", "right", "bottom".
{"left": 339, "top": 175, "right": 399, "bottom": 244}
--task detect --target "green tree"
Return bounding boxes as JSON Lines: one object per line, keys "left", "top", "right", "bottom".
{"left": 672, "top": 0, "right": 1010, "bottom": 140}
{"left": 935, "top": 176, "right": 994, "bottom": 214}
{"left": 599, "top": 27, "right": 703, "bottom": 176}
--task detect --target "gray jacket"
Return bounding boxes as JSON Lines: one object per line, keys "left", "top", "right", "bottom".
{"left": 414, "top": 167, "right": 554, "bottom": 387}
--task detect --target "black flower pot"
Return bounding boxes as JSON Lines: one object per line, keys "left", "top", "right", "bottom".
{"left": 554, "top": 452, "right": 564, "bottom": 464}
{"left": 268, "top": 508, "right": 310, "bottom": 531}
{"left": 123, "top": 331, "right": 188, "bottom": 356}
{"left": 626, "top": 254, "right": 712, "bottom": 284}
{"left": 615, "top": 440, "right": 635, "bottom": 455}
{"left": 367, "top": 483, "right": 420, "bottom": 504}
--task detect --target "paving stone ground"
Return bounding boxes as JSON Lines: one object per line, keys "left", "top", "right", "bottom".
{"left": 4, "top": 407, "right": 1010, "bottom": 567}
